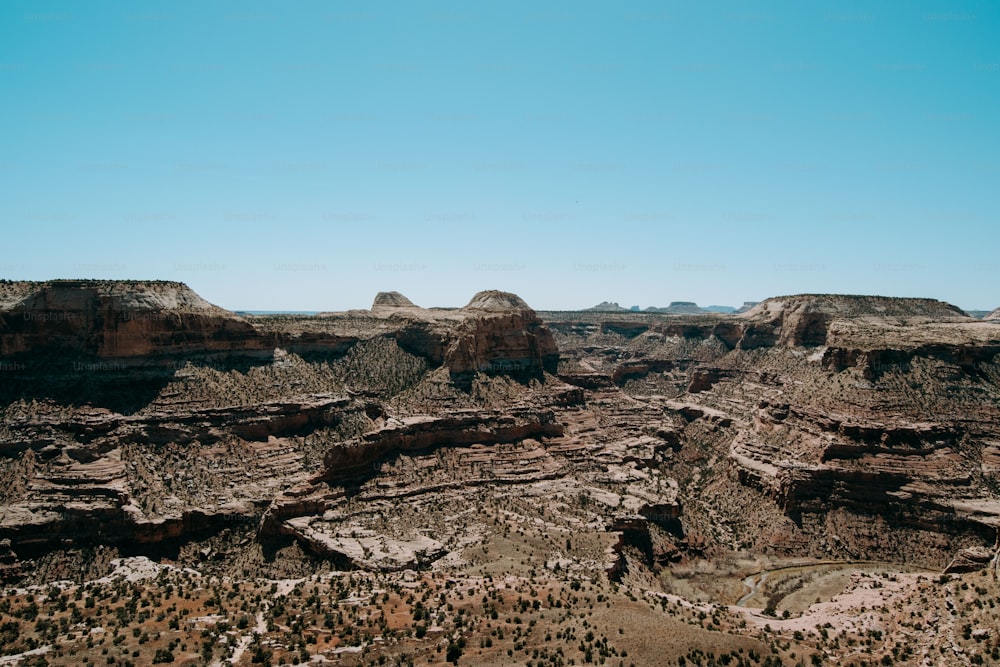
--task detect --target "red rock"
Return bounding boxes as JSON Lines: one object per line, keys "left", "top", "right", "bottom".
{"left": 0, "top": 279, "right": 270, "bottom": 358}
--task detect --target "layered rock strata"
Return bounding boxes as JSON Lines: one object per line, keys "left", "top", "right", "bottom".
{"left": 0, "top": 280, "right": 267, "bottom": 359}
{"left": 2, "top": 285, "right": 1000, "bottom": 582}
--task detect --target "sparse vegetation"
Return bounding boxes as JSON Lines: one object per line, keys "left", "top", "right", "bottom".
{"left": 2, "top": 291, "right": 999, "bottom": 664}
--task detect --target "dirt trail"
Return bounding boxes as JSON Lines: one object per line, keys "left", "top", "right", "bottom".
{"left": 737, "top": 572, "right": 768, "bottom": 607}
{"left": 214, "top": 608, "right": 267, "bottom": 666}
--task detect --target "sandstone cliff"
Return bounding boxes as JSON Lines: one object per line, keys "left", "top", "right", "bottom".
{"left": 374, "top": 290, "right": 559, "bottom": 388}
{"left": 0, "top": 282, "right": 565, "bottom": 560}
{"left": 444, "top": 293, "right": 559, "bottom": 386}
{"left": 0, "top": 283, "right": 560, "bottom": 395}
{"left": 0, "top": 280, "right": 267, "bottom": 359}
{"left": 319, "top": 407, "right": 563, "bottom": 480}
{"left": 739, "top": 294, "right": 969, "bottom": 348}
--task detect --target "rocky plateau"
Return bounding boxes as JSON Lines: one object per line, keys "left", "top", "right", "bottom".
{"left": 2, "top": 280, "right": 1000, "bottom": 665}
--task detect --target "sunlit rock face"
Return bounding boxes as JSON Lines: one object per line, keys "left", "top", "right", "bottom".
{"left": 0, "top": 279, "right": 267, "bottom": 358}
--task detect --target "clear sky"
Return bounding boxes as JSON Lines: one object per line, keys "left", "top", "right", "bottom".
{"left": 2, "top": 1, "right": 998, "bottom": 311}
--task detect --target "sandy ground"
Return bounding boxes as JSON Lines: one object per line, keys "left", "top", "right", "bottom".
{"left": 733, "top": 570, "right": 924, "bottom": 634}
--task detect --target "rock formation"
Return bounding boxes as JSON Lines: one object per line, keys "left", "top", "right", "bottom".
{"left": 444, "top": 294, "right": 559, "bottom": 386}
{"left": 0, "top": 279, "right": 267, "bottom": 359}
{"left": 585, "top": 301, "right": 629, "bottom": 312}
{"left": 2, "top": 281, "right": 1000, "bottom": 664}
{"left": 371, "top": 291, "right": 417, "bottom": 311}
{"left": 462, "top": 289, "right": 531, "bottom": 311}
{"left": 318, "top": 407, "right": 563, "bottom": 481}
{"left": 645, "top": 301, "right": 704, "bottom": 314}
{"left": 2, "top": 281, "right": 999, "bottom": 591}
{"left": 742, "top": 293, "right": 969, "bottom": 320}
{"left": 544, "top": 294, "right": 1000, "bottom": 568}
{"left": 0, "top": 282, "right": 566, "bottom": 563}
{"left": 739, "top": 293, "right": 970, "bottom": 347}
{"left": 368, "top": 290, "right": 560, "bottom": 388}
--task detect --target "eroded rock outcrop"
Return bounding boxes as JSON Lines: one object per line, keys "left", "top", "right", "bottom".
{"left": 4, "top": 393, "right": 355, "bottom": 449}
{"left": 371, "top": 291, "right": 417, "bottom": 311}
{"left": 444, "top": 315, "right": 559, "bottom": 386}
{"left": 263, "top": 390, "right": 688, "bottom": 572}
{"left": 740, "top": 294, "right": 970, "bottom": 348}
{"left": 585, "top": 301, "right": 629, "bottom": 312}
{"left": 0, "top": 280, "right": 268, "bottom": 359}
{"left": 0, "top": 395, "right": 376, "bottom": 553}
{"left": 319, "top": 407, "right": 563, "bottom": 480}
{"left": 0, "top": 282, "right": 571, "bottom": 565}
{"left": 541, "top": 298, "right": 1000, "bottom": 568}
{"left": 380, "top": 290, "right": 559, "bottom": 388}
{"left": 463, "top": 290, "right": 531, "bottom": 311}
{"left": 729, "top": 404, "right": 985, "bottom": 526}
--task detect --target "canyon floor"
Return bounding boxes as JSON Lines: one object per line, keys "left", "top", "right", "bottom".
{"left": 1, "top": 282, "right": 999, "bottom": 666}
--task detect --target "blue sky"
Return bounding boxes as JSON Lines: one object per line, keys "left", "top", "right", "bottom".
{"left": 2, "top": 1, "right": 998, "bottom": 311}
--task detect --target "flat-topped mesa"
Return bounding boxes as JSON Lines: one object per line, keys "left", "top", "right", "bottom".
{"left": 645, "top": 301, "right": 704, "bottom": 314}
{"left": 743, "top": 294, "right": 969, "bottom": 320}
{"left": 462, "top": 290, "right": 532, "bottom": 311}
{"left": 738, "top": 294, "right": 971, "bottom": 348}
{"left": 0, "top": 279, "right": 226, "bottom": 313}
{"left": 0, "top": 279, "right": 268, "bottom": 358}
{"left": 585, "top": 301, "right": 629, "bottom": 312}
{"left": 371, "top": 291, "right": 417, "bottom": 311}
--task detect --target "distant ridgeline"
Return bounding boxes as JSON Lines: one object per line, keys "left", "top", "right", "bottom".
{"left": 583, "top": 300, "right": 757, "bottom": 314}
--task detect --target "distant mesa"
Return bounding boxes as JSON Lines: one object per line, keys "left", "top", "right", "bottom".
{"left": 743, "top": 294, "right": 969, "bottom": 320}
{"left": 642, "top": 301, "right": 716, "bottom": 314}
{"left": 645, "top": 301, "right": 704, "bottom": 314}
{"left": 735, "top": 301, "right": 759, "bottom": 314}
{"left": 463, "top": 290, "right": 531, "bottom": 311}
{"left": 371, "top": 291, "right": 417, "bottom": 310}
{"left": 587, "top": 301, "right": 744, "bottom": 314}
{"left": 585, "top": 301, "right": 629, "bottom": 312}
